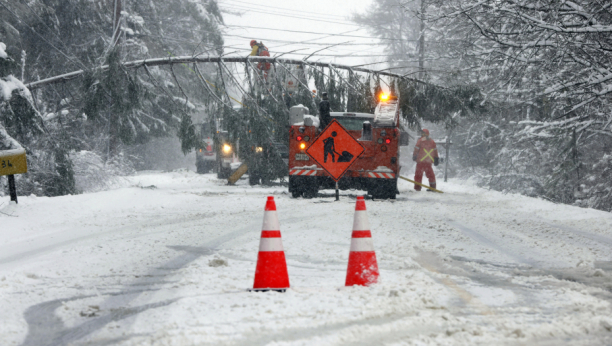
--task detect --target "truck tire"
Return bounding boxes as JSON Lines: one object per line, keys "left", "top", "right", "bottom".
{"left": 217, "top": 167, "right": 231, "bottom": 179}
{"left": 196, "top": 161, "right": 205, "bottom": 174}
{"left": 303, "top": 185, "right": 318, "bottom": 198}
{"left": 385, "top": 179, "right": 397, "bottom": 199}
{"left": 196, "top": 160, "right": 211, "bottom": 174}
{"left": 370, "top": 179, "right": 397, "bottom": 200}
{"left": 289, "top": 176, "right": 302, "bottom": 198}
{"left": 249, "top": 172, "right": 260, "bottom": 185}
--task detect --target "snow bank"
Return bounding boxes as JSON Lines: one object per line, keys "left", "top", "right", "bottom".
{"left": 0, "top": 125, "right": 23, "bottom": 151}
{"left": 70, "top": 151, "right": 133, "bottom": 193}
{"left": 1, "top": 172, "right": 612, "bottom": 345}
{"left": 0, "top": 148, "right": 25, "bottom": 157}
{"left": 0, "top": 74, "right": 36, "bottom": 110}
{"left": 0, "top": 42, "right": 7, "bottom": 59}
{"left": 0, "top": 75, "right": 25, "bottom": 101}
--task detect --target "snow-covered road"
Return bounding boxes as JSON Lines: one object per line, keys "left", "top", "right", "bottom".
{"left": 1, "top": 170, "right": 612, "bottom": 345}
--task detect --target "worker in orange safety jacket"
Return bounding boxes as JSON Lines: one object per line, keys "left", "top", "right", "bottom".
{"left": 249, "top": 40, "right": 271, "bottom": 80}
{"left": 413, "top": 129, "right": 439, "bottom": 191}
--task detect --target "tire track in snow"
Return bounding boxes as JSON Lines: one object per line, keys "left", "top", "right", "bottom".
{"left": 417, "top": 251, "right": 551, "bottom": 312}
{"left": 446, "top": 219, "right": 539, "bottom": 267}
{"left": 545, "top": 222, "right": 612, "bottom": 247}
{"left": 21, "top": 294, "right": 179, "bottom": 346}
{"left": 0, "top": 213, "right": 217, "bottom": 268}
{"left": 18, "top": 214, "right": 259, "bottom": 346}
{"left": 18, "top": 212, "right": 315, "bottom": 346}
{"left": 232, "top": 314, "right": 441, "bottom": 346}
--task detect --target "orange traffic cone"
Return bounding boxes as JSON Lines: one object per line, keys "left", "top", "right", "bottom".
{"left": 251, "top": 196, "right": 290, "bottom": 292}
{"left": 345, "top": 196, "right": 379, "bottom": 286}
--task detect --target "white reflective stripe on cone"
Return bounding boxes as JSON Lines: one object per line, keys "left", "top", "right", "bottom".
{"left": 352, "top": 211, "right": 370, "bottom": 231}
{"left": 259, "top": 237, "right": 285, "bottom": 252}
{"left": 262, "top": 211, "right": 280, "bottom": 231}
{"left": 350, "top": 237, "right": 374, "bottom": 252}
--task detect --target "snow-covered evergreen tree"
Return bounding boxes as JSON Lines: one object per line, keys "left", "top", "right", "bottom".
{"left": 0, "top": 40, "right": 76, "bottom": 196}
{"left": 0, "top": 0, "right": 225, "bottom": 195}
{"left": 354, "top": 0, "right": 612, "bottom": 211}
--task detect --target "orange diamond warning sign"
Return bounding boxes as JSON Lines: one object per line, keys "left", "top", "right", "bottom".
{"left": 306, "top": 119, "right": 365, "bottom": 181}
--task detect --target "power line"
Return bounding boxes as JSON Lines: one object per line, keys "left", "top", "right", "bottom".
{"left": 224, "top": 33, "right": 387, "bottom": 46}
{"left": 224, "top": 25, "right": 384, "bottom": 55}
{"left": 351, "top": 60, "right": 411, "bottom": 68}
{"left": 136, "top": 37, "right": 390, "bottom": 59}
{"left": 139, "top": 32, "right": 376, "bottom": 56}
{"left": 216, "top": 47, "right": 393, "bottom": 58}
{"left": 224, "top": 25, "right": 411, "bottom": 42}
{"left": 184, "top": 43, "right": 393, "bottom": 58}
{"left": 219, "top": 4, "right": 361, "bottom": 27}
{"left": 220, "top": 3, "right": 353, "bottom": 25}
{"left": 223, "top": 3, "right": 347, "bottom": 23}
{"left": 221, "top": 0, "right": 348, "bottom": 21}
{"left": 266, "top": 28, "right": 364, "bottom": 51}
{"left": 221, "top": 4, "right": 357, "bottom": 27}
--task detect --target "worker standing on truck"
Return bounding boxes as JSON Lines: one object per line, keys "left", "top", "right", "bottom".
{"left": 249, "top": 40, "right": 271, "bottom": 81}
{"left": 413, "top": 129, "right": 439, "bottom": 191}
{"left": 319, "top": 92, "right": 331, "bottom": 130}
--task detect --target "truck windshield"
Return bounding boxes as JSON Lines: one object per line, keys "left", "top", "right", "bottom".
{"left": 333, "top": 117, "right": 372, "bottom": 131}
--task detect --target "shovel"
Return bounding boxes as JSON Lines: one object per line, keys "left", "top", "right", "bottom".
{"left": 334, "top": 150, "right": 354, "bottom": 163}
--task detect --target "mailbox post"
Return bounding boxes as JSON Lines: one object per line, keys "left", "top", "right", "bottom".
{"left": 8, "top": 174, "right": 17, "bottom": 203}
{"left": 0, "top": 148, "right": 28, "bottom": 204}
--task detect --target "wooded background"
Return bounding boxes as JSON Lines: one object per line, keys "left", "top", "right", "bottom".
{"left": 1, "top": 0, "right": 611, "bottom": 212}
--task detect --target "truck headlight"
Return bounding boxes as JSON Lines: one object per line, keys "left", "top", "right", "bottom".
{"left": 223, "top": 144, "right": 232, "bottom": 153}
{"left": 255, "top": 146, "right": 263, "bottom": 153}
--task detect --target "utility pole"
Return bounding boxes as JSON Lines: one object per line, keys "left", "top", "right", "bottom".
{"left": 444, "top": 129, "right": 452, "bottom": 183}
{"left": 111, "top": 0, "right": 123, "bottom": 47}
{"left": 107, "top": 0, "right": 122, "bottom": 160}
{"left": 418, "top": 0, "right": 426, "bottom": 80}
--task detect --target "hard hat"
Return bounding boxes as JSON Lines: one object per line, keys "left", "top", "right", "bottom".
{"left": 321, "top": 92, "right": 328, "bottom": 97}
{"left": 250, "top": 40, "right": 257, "bottom": 47}
{"left": 421, "top": 129, "right": 430, "bottom": 136}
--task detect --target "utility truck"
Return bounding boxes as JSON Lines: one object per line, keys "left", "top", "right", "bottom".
{"left": 287, "top": 96, "right": 409, "bottom": 199}
{"left": 195, "top": 121, "right": 240, "bottom": 179}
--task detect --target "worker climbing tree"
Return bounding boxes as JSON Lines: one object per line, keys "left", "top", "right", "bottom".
{"left": 249, "top": 40, "right": 271, "bottom": 82}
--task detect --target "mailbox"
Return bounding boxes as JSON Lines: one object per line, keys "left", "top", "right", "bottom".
{"left": 1, "top": 148, "right": 27, "bottom": 204}
{"left": 0, "top": 148, "right": 27, "bottom": 176}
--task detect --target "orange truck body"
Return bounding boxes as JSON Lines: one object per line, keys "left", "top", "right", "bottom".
{"left": 288, "top": 97, "right": 406, "bottom": 198}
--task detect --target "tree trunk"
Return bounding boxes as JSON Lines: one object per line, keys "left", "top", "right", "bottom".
{"left": 418, "top": 0, "right": 426, "bottom": 80}
{"left": 110, "top": 0, "right": 122, "bottom": 47}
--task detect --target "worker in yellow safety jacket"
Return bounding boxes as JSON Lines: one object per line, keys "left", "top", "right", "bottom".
{"left": 412, "top": 129, "right": 439, "bottom": 191}
{"left": 249, "top": 40, "right": 271, "bottom": 80}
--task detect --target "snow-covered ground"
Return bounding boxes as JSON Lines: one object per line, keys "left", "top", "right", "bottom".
{"left": 1, "top": 170, "right": 612, "bottom": 345}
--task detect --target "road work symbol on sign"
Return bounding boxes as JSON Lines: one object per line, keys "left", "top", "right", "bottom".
{"left": 322, "top": 131, "right": 354, "bottom": 163}
{"left": 306, "top": 119, "right": 364, "bottom": 181}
